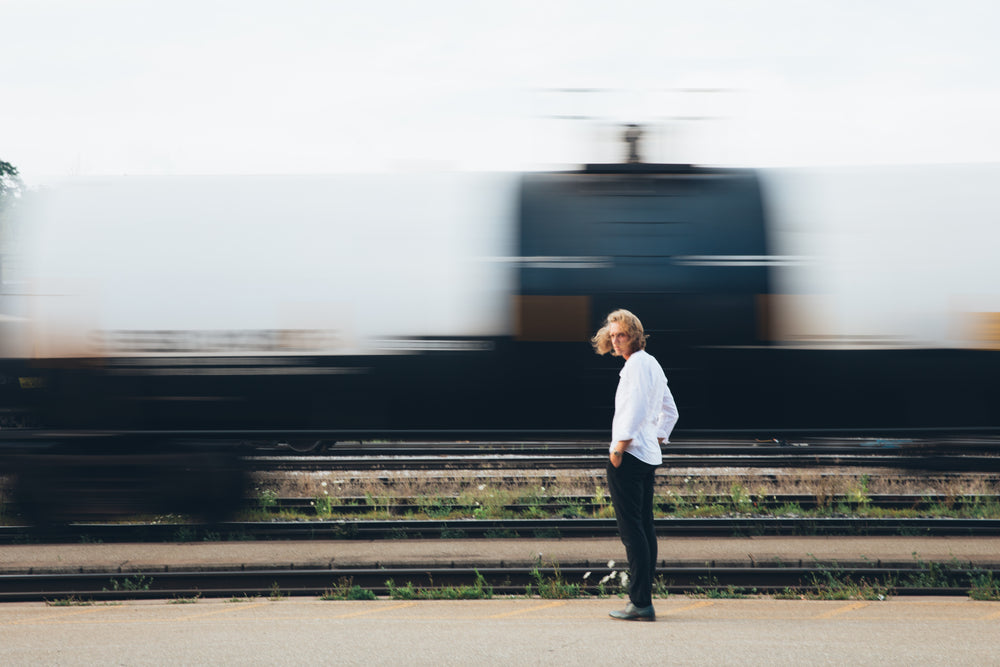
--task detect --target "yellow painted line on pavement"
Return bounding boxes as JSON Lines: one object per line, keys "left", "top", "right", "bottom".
{"left": 658, "top": 600, "right": 714, "bottom": 616}
{"left": 815, "top": 602, "right": 869, "bottom": 619}
{"left": 5, "top": 606, "right": 107, "bottom": 626}
{"left": 330, "top": 602, "right": 416, "bottom": 619}
{"left": 981, "top": 609, "right": 1000, "bottom": 620}
{"left": 488, "top": 601, "right": 567, "bottom": 618}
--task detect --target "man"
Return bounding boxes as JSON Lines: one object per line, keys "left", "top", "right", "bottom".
{"left": 591, "top": 309, "right": 678, "bottom": 621}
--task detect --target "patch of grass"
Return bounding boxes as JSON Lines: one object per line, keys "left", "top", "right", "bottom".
{"left": 773, "top": 502, "right": 805, "bottom": 516}
{"left": 169, "top": 594, "right": 201, "bottom": 604}
{"left": 846, "top": 474, "right": 872, "bottom": 509}
{"left": 558, "top": 501, "right": 585, "bottom": 519}
{"left": 531, "top": 527, "right": 561, "bottom": 539}
{"left": 471, "top": 487, "right": 517, "bottom": 520}
{"left": 652, "top": 575, "right": 672, "bottom": 598}
{"left": 955, "top": 495, "right": 1000, "bottom": 519}
{"left": 227, "top": 594, "right": 257, "bottom": 603}
{"left": 773, "top": 587, "right": 801, "bottom": 600}
{"left": 803, "top": 565, "right": 892, "bottom": 601}
{"left": 385, "top": 579, "right": 418, "bottom": 599}
{"left": 105, "top": 575, "right": 152, "bottom": 593}
{"left": 173, "top": 526, "right": 198, "bottom": 543}
{"left": 520, "top": 505, "right": 548, "bottom": 519}
{"left": 899, "top": 554, "right": 967, "bottom": 589}
{"left": 313, "top": 492, "right": 333, "bottom": 518}
{"left": 45, "top": 596, "right": 93, "bottom": 606}
{"left": 386, "top": 572, "right": 493, "bottom": 600}
{"left": 321, "top": 577, "right": 377, "bottom": 601}
{"left": 728, "top": 483, "right": 753, "bottom": 513}
{"left": 592, "top": 485, "right": 611, "bottom": 517}
{"left": 257, "top": 488, "right": 279, "bottom": 512}
{"left": 246, "top": 469, "right": 1000, "bottom": 524}
{"left": 969, "top": 571, "right": 1000, "bottom": 601}
{"left": 526, "top": 564, "right": 583, "bottom": 599}
{"left": 482, "top": 528, "right": 519, "bottom": 538}
{"left": 418, "top": 496, "right": 457, "bottom": 519}
{"left": 385, "top": 526, "right": 411, "bottom": 540}
{"left": 269, "top": 582, "right": 285, "bottom": 601}
{"left": 693, "top": 575, "right": 755, "bottom": 599}
{"left": 329, "top": 522, "right": 360, "bottom": 539}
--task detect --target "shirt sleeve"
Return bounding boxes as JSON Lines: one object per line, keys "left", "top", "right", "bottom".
{"left": 656, "top": 380, "right": 679, "bottom": 442}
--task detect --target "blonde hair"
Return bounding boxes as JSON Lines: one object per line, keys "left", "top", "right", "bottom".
{"left": 591, "top": 309, "right": 647, "bottom": 356}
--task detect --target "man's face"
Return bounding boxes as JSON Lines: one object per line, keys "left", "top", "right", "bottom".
{"left": 609, "top": 321, "right": 631, "bottom": 357}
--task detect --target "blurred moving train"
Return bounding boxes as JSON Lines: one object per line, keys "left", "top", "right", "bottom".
{"left": 2, "top": 158, "right": 999, "bottom": 519}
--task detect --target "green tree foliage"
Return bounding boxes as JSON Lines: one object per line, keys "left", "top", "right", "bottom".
{"left": 0, "top": 160, "right": 24, "bottom": 212}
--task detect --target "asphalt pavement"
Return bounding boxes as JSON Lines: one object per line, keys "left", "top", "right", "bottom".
{"left": 2, "top": 596, "right": 999, "bottom": 666}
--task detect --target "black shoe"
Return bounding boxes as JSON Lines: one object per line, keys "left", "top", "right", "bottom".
{"left": 609, "top": 602, "right": 655, "bottom": 621}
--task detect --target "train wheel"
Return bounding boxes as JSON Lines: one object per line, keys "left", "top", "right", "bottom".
{"left": 279, "top": 439, "right": 331, "bottom": 454}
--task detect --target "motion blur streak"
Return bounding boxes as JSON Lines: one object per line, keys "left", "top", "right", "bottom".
{"left": 2, "top": 161, "right": 1000, "bottom": 522}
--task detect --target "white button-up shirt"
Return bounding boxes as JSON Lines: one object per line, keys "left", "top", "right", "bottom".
{"left": 610, "top": 349, "right": 679, "bottom": 466}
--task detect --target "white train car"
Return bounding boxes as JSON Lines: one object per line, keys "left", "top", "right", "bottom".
{"left": 760, "top": 164, "right": 1000, "bottom": 352}
{"left": 1, "top": 172, "right": 519, "bottom": 361}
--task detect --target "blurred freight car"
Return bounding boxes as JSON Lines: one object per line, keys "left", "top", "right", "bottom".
{"left": 0, "top": 166, "right": 772, "bottom": 438}
{"left": 2, "top": 160, "right": 999, "bottom": 519}
{"left": 4, "top": 163, "right": 1000, "bottom": 436}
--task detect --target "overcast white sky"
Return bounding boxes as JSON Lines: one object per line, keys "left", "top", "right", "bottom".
{"left": 3, "top": 0, "right": 1000, "bottom": 183}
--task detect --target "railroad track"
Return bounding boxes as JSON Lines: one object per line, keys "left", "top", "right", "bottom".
{"left": 265, "top": 436, "right": 1000, "bottom": 455}
{"left": 248, "top": 454, "right": 1000, "bottom": 472}
{"left": 246, "top": 437, "right": 1000, "bottom": 472}
{"left": 4, "top": 516, "right": 1000, "bottom": 545}
{"left": 3, "top": 561, "right": 995, "bottom": 603}
{"left": 265, "top": 493, "right": 1000, "bottom": 514}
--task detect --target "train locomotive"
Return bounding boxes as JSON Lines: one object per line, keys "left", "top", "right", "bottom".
{"left": 2, "top": 157, "right": 999, "bottom": 520}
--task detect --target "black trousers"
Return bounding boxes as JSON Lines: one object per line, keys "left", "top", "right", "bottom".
{"left": 607, "top": 452, "right": 658, "bottom": 607}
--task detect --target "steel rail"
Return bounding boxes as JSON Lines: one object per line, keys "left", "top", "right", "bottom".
{"left": 263, "top": 493, "right": 1000, "bottom": 515}
{"left": 2, "top": 562, "right": 996, "bottom": 603}
{"left": 309, "top": 437, "right": 1000, "bottom": 455}
{"left": 245, "top": 452, "right": 1000, "bottom": 472}
{"left": 4, "top": 517, "right": 1000, "bottom": 545}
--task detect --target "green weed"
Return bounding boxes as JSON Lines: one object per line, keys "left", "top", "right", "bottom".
{"left": 386, "top": 572, "right": 493, "bottom": 600}
{"left": 482, "top": 528, "right": 519, "bottom": 538}
{"left": 693, "top": 575, "right": 755, "bottom": 599}
{"left": 969, "top": 571, "right": 1000, "bottom": 601}
{"left": 257, "top": 488, "right": 279, "bottom": 512}
{"left": 45, "top": 596, "right": 93, "bottom": 607}
{"left": 105, "top": 576, "right": 152, "bottom": 593}
{"left": 804, "top": 566, "right": 892, "bottom": 601}
{"left": 900, "top": 554, "right": 966, "bottom": 589}
{"left": 846, "top": 474, "right": 871, "bottom": 508}
{"left": 321, "top": 577, "right": 377, "bottom": 601}
{"left": 418, "top": 496, "right": 457, "bottom": 519}
{"left": 527, "top": 563, "right": 583, "bottom": 599}
{"left": 728, "top": 483, "right": 753, "bottom": 513}
{"left": 313, "top": 492, "right": 333, "bottom": 517}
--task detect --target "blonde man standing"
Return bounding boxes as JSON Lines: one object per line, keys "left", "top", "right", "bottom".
{"left": 592, "top": 309, "right": 679, "bottom": 621}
